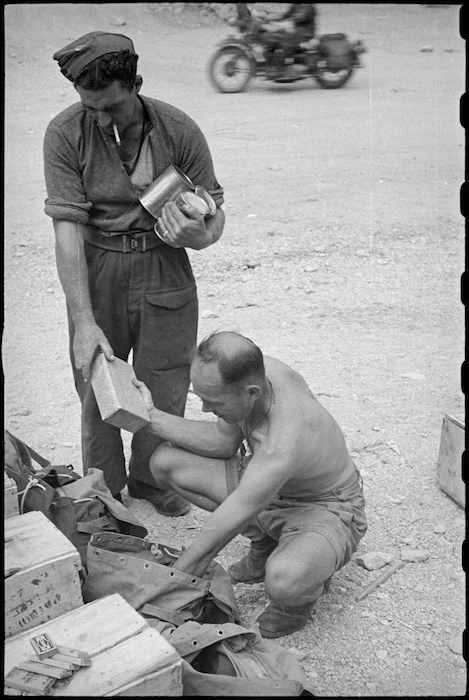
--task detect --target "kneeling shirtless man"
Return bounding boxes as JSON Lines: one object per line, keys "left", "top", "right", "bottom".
{"left": 134, "top": 330, "right": 367, "bottom": 638}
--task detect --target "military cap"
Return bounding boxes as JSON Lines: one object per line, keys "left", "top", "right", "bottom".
{"left": 53, "top": 31, "right": 135, "bottom": 82}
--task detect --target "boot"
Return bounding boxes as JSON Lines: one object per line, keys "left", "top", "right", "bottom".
{"left": 228, "top": 536, "right": 277, "bottom": 583}
{"left": 127, "top": 477, "right": 190, "bottom": 517}
{"left": 256, "top": 602, "right": 314, "bottom": 638}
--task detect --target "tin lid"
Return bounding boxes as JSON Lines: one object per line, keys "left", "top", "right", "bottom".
{"left": 179, "top": 191, "right": 209, "bottom": 217}
{"left": 195, "top": 185, "right": 217, "bottom": 216}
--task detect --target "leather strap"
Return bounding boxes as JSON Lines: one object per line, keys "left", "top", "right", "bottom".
{"left": 170, "top": 622, "right": 256, "bottom": 659}
{"left": 82, "top": 226, "right": 164, "bottom": 253}
{"left": 140, "top": 603, "right": 194, "bottom": 627}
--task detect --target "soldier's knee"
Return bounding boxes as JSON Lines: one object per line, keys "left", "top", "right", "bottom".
{"left": 264, "top": 554, "right": 327, "bottom": 605}
{"left": 149, "top": 441, "right": 177, "bottom": 478}
{"left": 264, "top": 559, "right": 299, "bottom": 601}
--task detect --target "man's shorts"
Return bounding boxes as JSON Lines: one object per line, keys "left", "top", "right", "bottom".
{"left": 225, "top": 450, "right": 367, "bottom": 571}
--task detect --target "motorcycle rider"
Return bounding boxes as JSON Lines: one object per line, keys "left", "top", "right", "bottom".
{"left": 259, "top": 4, "right": 318, "bottom": 80}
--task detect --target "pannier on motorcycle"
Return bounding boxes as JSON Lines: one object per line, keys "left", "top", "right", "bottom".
{"left": 315, "top": 33, "right": 363, "bottom": 88}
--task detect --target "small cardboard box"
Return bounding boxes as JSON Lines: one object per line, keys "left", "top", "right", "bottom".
{"left": 5, "top": 511, "right": 84, "bottom": 638}
{"left": 4, "top": 471, "right": 19, "bottom": 519}
{"left": 4, "top": 594, "right": 183, "bottom": 696}
{"left": 437, "top": 414, "right": 465, "bottom": 508}
{"left": 91, "top": 354, "right": 151, "bottom": 433}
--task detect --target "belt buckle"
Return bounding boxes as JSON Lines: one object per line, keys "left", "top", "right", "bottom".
{"left": 128, "top": 235, "right": 147, "bottom": 252}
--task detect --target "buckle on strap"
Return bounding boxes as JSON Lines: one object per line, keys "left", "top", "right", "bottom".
{"left": 122, "top": 234, "right": 148, "bottom": 253}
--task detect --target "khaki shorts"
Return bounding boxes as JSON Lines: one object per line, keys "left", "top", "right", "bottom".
{"left": 225, "top": 450, "right": 367, "bottom": 570}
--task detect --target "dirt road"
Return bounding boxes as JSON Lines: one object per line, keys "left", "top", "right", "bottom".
{"left": 3, "top": 3, "right": 465, "bottom": 696}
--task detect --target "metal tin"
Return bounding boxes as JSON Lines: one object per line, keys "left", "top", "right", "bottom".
{"left": 138, "top": 164, "right": 195, "bottom": 219}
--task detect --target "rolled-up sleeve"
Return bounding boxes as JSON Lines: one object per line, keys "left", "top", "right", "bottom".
{"left": 43, "top": 121, "right": 92, "bottom": 223}
{"left": 177, "top": 114, "right": 225, "bottom": 208}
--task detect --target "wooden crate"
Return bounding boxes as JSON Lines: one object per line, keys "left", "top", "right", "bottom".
{"left": 437, "top": 414, "right": 465, "bottom": 508}
{"left": 4, "top": 471, "right": 19, "bottom": 519}
{"left": 5, "top": 511, "right": 84, "bottom": 638}
{"left": 4, "top": 594, "right": 183, "bottom": 696}
{"left": 91, "top": 354, "right": 150, "bottom": 433}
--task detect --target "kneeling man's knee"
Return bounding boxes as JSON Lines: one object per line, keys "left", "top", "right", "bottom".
{"left": 264, "top": 558, "right": 302, "bottom": 603}
{"left": 149, "top": 442, "right": 177, "bottom": 481}
{"left": 264, "top": 554, "right": 327, "bottom": 607}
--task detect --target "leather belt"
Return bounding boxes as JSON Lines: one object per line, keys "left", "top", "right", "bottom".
{"left": 83, "top": 226, "right": 164, "bottom": 253}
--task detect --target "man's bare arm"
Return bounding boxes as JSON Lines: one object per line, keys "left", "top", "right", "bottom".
{"left": 133, "top": 378, "right": 243, "bottom": 458}
{"left": 171, "top": 453, "right": 290, "bottom": 576}
{"left": 54, "top": 220, "right": 114, "bottom": 380}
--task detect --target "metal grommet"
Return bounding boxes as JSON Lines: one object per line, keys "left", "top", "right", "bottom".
{"left": 217, "top": 629, "right": 224, "bottom": 635}
{"left": 190, "top": 578, "right": 197, "bottom": 584}
{"left": 119, "top": 556, "right": 126, "bottom": 563}
{"left": 192, "top": 640, "right": 199, "bottom": 646}
{"left": 169, "top": 570, "right": 176, "bottom": 577}
{"left": 94, "top": 551, "right": 100, "bottom": 556}
{"left": 144, "top": 562, "right": 150, "bottom": 569}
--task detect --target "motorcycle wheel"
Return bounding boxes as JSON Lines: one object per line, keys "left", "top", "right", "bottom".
{"left": 314, "top": 65, "right": 354, "bottom": 89}
{"left": 208, "top": 46, "right": 254, "bottom": 93}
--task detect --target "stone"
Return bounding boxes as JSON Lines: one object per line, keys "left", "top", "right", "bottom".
{"left": 401, "top": 371, "right": 425, "bottom": 380}
{"left": 433, "top": 522, "right": 447, "bottom": 534}
{"left": 375, "top": 649, "right": 387, "bottom": 660}
{"left": 329, "top": 604, "right": 344, "bottom": 613}
{"left": 448, "top": 634, "right": 463, "bottom": 655}
{"left": 400, "top": 549, "right": 430, "bottom": 563}
{"left": 355, "top": 551, "right": 394, "bottom": 570}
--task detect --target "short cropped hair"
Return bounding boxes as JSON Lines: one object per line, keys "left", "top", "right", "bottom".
{"left": 196, "top": 331, "right": 265, "bottom": 386}
{"left": 74, "top": 50, "right": 138, "bottom": 90}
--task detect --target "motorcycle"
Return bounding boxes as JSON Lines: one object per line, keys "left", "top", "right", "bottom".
{"left": 208, "top": 15, "right": 366, "bottom": 93}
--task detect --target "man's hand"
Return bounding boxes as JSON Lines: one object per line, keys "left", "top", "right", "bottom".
{"left": 73, "top": 323, "right": 114, "bottom": 382}
{"left": 132, "top": 377, "right": 157, "bottom": 413}
{"left": 157, "top": 201, "right": 211, "bottom": 250}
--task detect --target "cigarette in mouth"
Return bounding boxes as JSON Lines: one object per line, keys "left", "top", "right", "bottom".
{"left": 112, "top": 123, "right": 121, "bottom": 146}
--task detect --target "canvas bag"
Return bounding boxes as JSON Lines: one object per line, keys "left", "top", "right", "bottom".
{"left": 152, "top": 619, "right": 315, "bottom": 696}
{"left": 81, "top": 532, "right": 314, "bottom": 696}
{"left": 4, "top": 431, "right": 148, "bottom": 569}
{"left": 81, "top": 531, "right": 240, "bottom": 625}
